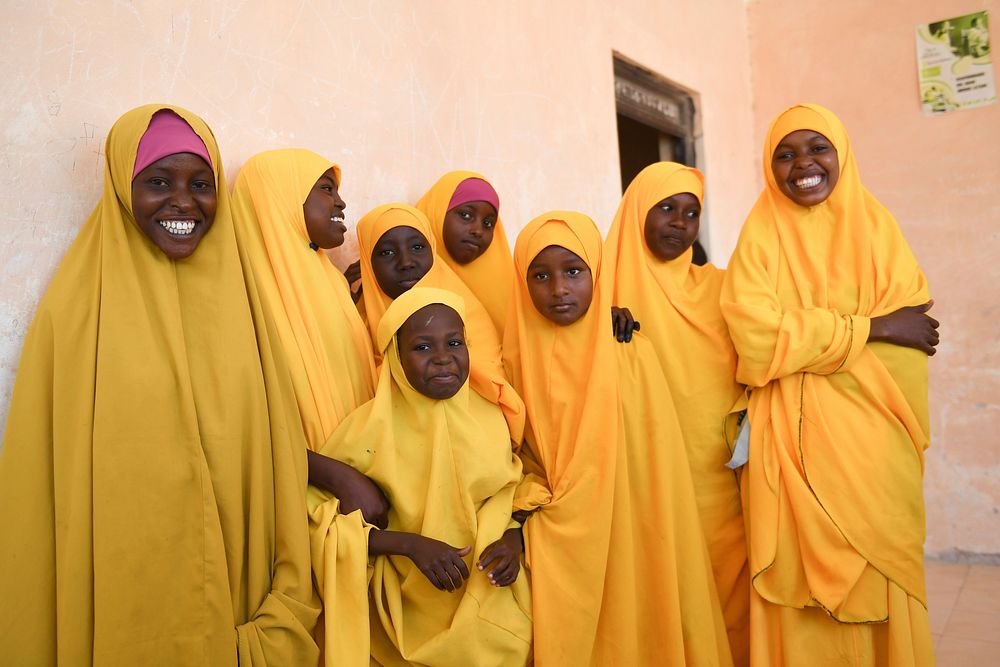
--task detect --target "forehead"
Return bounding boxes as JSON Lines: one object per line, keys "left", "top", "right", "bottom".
{"left": 138, "top": 152, "right": 213, "bottom": 175}
{"left": 653, "top": 191, "right": 701, "bottom": 207}
{"left": 774, "top": 130, "right": 831, "bottom": 150}
{"left": 449, "top": 200, "right": 497, "bottom": 216}
{"left": 376, "top": 225, "right": 429, "bottom": 245}
{"left": 399, "top": 304, "right": 464, "bottom": 336}
{"left": 314, "top": 168, "right": 338, "bottom": 185}
{"left": 529, "top": 244, "right": 586, "bottom": 266}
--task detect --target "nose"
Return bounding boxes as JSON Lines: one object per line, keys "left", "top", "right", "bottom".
{"left": 334, "top": 193, "right": 346, "bottom": 212}
{"left": 792, "top": 153, "right": 813, "bottom": 170}
{"left": 169, "top": 186, "right": 196, "bottom": 211}
{"left": 396, "top": 248, "right": 417, "bottom": 270}
{"left": 668, "top": 214, "right": 687, "bottom": 229}
{"left": 551, "top": 277, "right": 570, "bottom": 297}
{"left": 468, "top": 222, "right": 483, "bottom": 238}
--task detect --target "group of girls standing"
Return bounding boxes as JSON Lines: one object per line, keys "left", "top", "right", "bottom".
{"left": 0, "top": 101, "right": 939, "bottom": 667}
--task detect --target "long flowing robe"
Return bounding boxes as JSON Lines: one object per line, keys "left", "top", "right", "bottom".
{"left": 0, "top": 104, "right": 319, "bottom": 666}
{"left": 309, "top": 287, "right": 531, "bottom": 666}
{"left": 506, "top": 211, "right": 732, "bottom": 666}
{"left": 415, "top": 170, "right": 514, "bottom": 335}
{"left": 720, "top": 103, "right": 934, "bottom": 666}
{"left": 605, "top": 161, "right": 750, "bottom": 665}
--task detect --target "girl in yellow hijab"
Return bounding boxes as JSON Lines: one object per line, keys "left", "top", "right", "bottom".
{"left": 231, "top": 149, "right": 389, "bottom": 527}
{"left": 415, "top": 171, "right": 513, "bottom": 335}
{"left": 721, "top": 104, "right": 939, "bottom": 666}
{"left": 506, "top": 211, "right": 732, "bottom": 666}
{"left": 356, "top": 203, "right": 524, "bottom": 443}
{"left": 606, "top": 162, "right": 750, "bottom": 665}
{"left": 0, "top": 105, "right": 319, "bottom": 665}
{"left": 309, "top": 287, "right": 531, "bottom": 666}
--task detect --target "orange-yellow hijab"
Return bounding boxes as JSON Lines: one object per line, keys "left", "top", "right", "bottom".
{"left": 415, "top": 171, "right": 514, "bottom": 334}
{"left": 504, "top": 211, "right": 620, "bottom": 666}
{"left": 231, "top": 149, "right": 376, "bottom": 450}
{"left": 606, "top": 162, "right": 749, "bottom": 664}
{"left": 721, "top": 104, "right": 932, "bottom": 621}
{"left": 356, "top": 204, "right": 524, "bottom": 444}
{"left": 0, "top": 105, "right": 318, "bottom": 665}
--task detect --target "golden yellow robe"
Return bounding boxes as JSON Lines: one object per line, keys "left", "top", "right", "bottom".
{"left": 415, "top": 170, "right": 514, "bottom": 335}
{"left": 506, "top": 212, "right": 732, "bottom": 666}
{"left": 0, "top": 105, "right": 319, "bottom": 665}
{"left": 606, "top": 162, "right": 750, "bottom": 665}
{"left": 231, "top": 148, "right": 376, "bottom": 451}
{"left": 309, "top": 287, "right": 531, "bottom": 666}
{"left": 720, "top": 104, "right": 934, "bottom": 666}
{"left": 355, "top": 203, "right": 524, "bottom": 444}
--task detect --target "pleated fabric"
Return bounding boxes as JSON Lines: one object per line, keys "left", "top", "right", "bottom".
{"left": 0, "top": 104, "right": 319, "bottom": 665}
{"left": 721, "top": 104, "right": 934, "bottom": 666}
{"left": 606, "top": 161, "right": 750, "bottom": 665}
{"left": 415, "top": 170, "right": 514, "bottom": 335}
{"left": 308, "top": 287, "right": 531, "bottom": 666}
{"left": 231, "top": 148, "right": 376, "bottom": 451}
{"left": 355, "top": 203, "right": 524, "bottom": 444}
{"left": 506, "top": 211, "right": 733, "bottom": 666}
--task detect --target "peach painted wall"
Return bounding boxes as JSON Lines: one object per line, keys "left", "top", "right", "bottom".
{"left": 0, "top": 1, "right": 758, "bottom": 431}
{"left": 748, "top": 0, "right": 1000, "bottom": 559}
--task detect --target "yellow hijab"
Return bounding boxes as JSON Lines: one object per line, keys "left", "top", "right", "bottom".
{"left": 721, "top": 104, "right": 932, "bottom": 621}
{"left": 231, "top": 148, "right": 376, "bottom": 450}
{"left": 605, "top": 162, "right": 749, "bottom": 664}
{"left": 311, "top": 287, "right": 531, "bottom": 666}
{"left": 415, "top": 170, "right": 514, "bottom": 334}
{"left": 0, "top": 105, "right": 318, "bottom": 665}
{"left": 356, "top": 203, "right": 524, "bottom": 443}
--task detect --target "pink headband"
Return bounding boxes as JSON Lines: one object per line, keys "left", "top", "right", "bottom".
{"left": 132, "top": 109, "right": 213, "bottom": 179}
{"left": 447, "top": 178, "right": 499, "bottom": 214}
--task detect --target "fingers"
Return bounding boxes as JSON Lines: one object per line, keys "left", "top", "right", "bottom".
{"left": 477, "top": 544, "right": 501, "bottom": 571}
{"left": 911, "top": 302, "right": 932, "bottom": 314}
{"left": 488, "top": 557, "right": 519, "bottom": 586}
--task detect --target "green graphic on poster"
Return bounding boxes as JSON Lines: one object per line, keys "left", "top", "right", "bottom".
{"left": 916, "top": 11, "right": 995, "bottom": 115}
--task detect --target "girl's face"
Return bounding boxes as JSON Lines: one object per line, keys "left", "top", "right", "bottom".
{"left": 131, "top": 152, "right": 217, "bottom": 259}
{"left": 397, "top": 303, "right": 469, "bottom": 400}
{"left": 303, "top": 168, "right": 347, "bottom": 249}
{"left": 770, "top": 130, "right": 840, "bottom": 207}
{"left": 371, "top": 226, "right": 434, "bottom": 298}
{"left": 442, "top": 200, "right": 497, "bottom": 264}
{"left": 643, "top": 192, "right": 701, "bottom": 262}
{"left": 526, "top": 245, "right": 594, "bottom": 326}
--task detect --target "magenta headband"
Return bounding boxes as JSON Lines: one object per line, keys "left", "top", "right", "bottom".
{"left": 447, "top": 178, "right": 499, "bottom": 214}
{"left": 132, "top": 109, "right": 213, "bottom": 179}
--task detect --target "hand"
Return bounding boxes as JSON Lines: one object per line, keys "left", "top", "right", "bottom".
{"left": 344, "top": 260, "right": 363, "bottom": 303}
{"left": 307, "top": 451, "right": 389, "bottom": 529}
{"left": 477, "top": 528, "right": 523, "bottom": 587}
{"left": 405, "top": 535, "right": 471, "bottom": 592}
{"left": 869, "top": 301, "right": 940, "bottom": 355}
{"left": 611, "top": 306, "right": 640, "bottom": 343}
{"left": 511, "top": 509, "right": 533, "bottom": 524}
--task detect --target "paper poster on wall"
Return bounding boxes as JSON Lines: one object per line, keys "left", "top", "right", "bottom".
{"left": 916, "top": 11, "right": 995, "bottom": 115}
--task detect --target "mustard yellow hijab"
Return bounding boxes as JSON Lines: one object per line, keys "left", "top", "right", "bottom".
{"left": 310, "top": 287, "right": 531, "bottom": 666}
{"left": 0, "top": 105, "right": 318, "bottom": 665}
{"left": 506, "top": 212, "right": 731, "bottom": 666}
{"left": 606, "top": 162, "right": 749, "bottom": 665}
{"left": 231, "top": 148, "right": 376, "bottom": 450}
{"left": 722, "top": 104, "right": 933, "bottom": 663}
{"left": 356, "top": 203, "right": 524, "bottom": 444}
{"left": 415, "top": 170, "right": 514, "bottom": 334}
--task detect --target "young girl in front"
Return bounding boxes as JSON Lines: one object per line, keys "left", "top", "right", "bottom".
{"left": 506, "top": 211, "right": 732, "bottom": 666}
{"left": 605, "top": 162, "right": 749, "bottom": 665}
{"left": 721, "top": 103, "right": 938, "bottom": 665}
{"left": 310, "top": 287, "right": 531, "bottom": 666}
{"left": 415, "top": 171, "right": 513, "bottom": 335}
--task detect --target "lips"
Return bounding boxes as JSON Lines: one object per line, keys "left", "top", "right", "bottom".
{"left": 157, "top": 218, "right": 198, "bottom": 237}
{"left": 550, "top": 302, "right": 576, "bottom": 313}
{"left": 792, "top": 173, "right": 824, "bottom": 190}
{"left": 398, "top": 277, "right": 420, "bottom": 289}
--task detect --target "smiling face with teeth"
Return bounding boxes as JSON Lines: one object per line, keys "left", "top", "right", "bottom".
{"left": 771, "top": 130, "right": 840, "bottom": 208}
{"left": 303, "top": 168, "right": 348, "bottom": 249}
{"left": 131, "top": 152, "right": 217, "bottom": 259}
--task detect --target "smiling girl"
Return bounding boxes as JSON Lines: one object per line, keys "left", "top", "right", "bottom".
{"left": 722, "top": 104, "right": 938, "bottom": 666}
{"left": 0, "top": 106, "right": 319, "bottom": 665}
